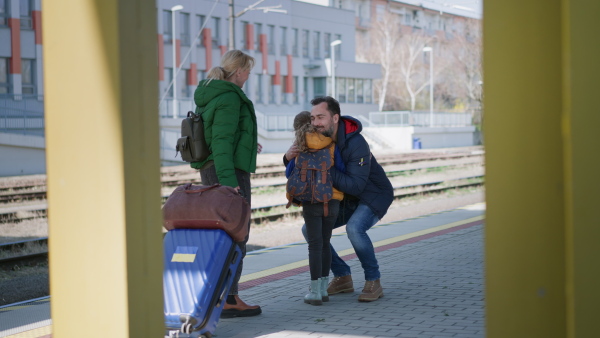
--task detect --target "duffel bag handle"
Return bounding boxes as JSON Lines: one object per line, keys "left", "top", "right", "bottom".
{"left": 183, "top": 183, "right": 221, "bottom": 194}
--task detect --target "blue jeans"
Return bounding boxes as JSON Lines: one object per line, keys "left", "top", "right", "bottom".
{"left": 302, "top": 202, "right": 381, "bottom": 281}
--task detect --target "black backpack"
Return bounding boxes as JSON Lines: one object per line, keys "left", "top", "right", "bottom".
{"left": 176, "top": 108, "right": 211, "bottom": 163}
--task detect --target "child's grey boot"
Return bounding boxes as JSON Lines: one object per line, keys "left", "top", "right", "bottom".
{"left": 320, "top": 277, "right": 330, "bottom": 302}
{"left": 304, "top": 279, "right": 323, "bottom": 305}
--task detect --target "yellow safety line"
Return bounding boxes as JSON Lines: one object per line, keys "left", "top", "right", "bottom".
{"left": 240, "top": 214, "right": 484, "bottom": 283}
{"left": 5, "top": 326, "right": 51, "bottom": 338}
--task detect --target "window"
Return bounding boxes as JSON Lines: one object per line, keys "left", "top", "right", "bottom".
{"left": 281, "top": 77, "right": 287, "bottom": 104}
{"left": 364, "top": 79, "right": 372, "bottom": 103}
{"left": 255, "top": 74, "right": 263, "bottom": 103}
{"left": 269, "top": 76, "right": 275, "bottom": 103}
{"left": 347, "top": 78, "right": 355, "bottom": 103}
{"left": 324, "top": 33, "right": 331, "bottom": 58}
{"left": 356, "top": 79, "right": 364, "bottom": 103}
{"left": 376, "top": 4, "right": 385, "bottom": 22}
{"left": 178, "top": 68, "right": 189, "bottom": 98}
{"left": 0, "top": 57, "right": 9, "bottom": 94}
{"left": 302, "top": 30, "right": 309, "bottom": 58}
{"left": 280, "top": 27, "right": 287, "bottom": 55}
{"left": 164, "top": 68, "right": 173, "bottom": 97}
{"left": 180, "top": 13, "right": 190, "bottom": 46}
{"left": 267, "top": 25, "right": 275, "bottom": 55}
{"left": 404, "top": 12, "right": 412, "bottom": 26}
{"left": 241, "top": 21, "right": 249, "bottom": 50}
{"left": 196, "top": 70, "right": 205, "bottom": 85}
{"left": 334, "top": 34, "right": 342, "bottom": 60}
{"left": 197, "top": 15, "right": 205, "bottom": 47}
{"left": 313, "top": 31, "right": 320, "bottom": 59}
{"left": 20, "top": 0, "right": 32, "bottom": 29}
{"left": 293, "top": 76, "right": 299, "bottom": 104}
{"left": 21, "top": 59, "right": 34, "bottom": 94}
{"left": 211, "top": 17, "right": 220, "bottom": 47}
{"left": 336, "top": 77, "right": 346, "bottom": 103}
{"left": 163, "top": 10, "right": 173, "bottom": 44}
{"left": 303, "top": 76, "right": 309, "bottom": 103}
{"left": 292, "top": 28, "right": 299, "bottom": 56}
{"left": 313, "top": 77, "right": 326, "bottom": 98}
{"left": 0, "top": 0, "right": 8, "bottom": 27}
{"left": 255, "top": 23, "right": 262, "bottom": 51}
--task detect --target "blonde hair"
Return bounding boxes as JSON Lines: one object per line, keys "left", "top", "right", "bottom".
{"left": 294, "top": 124, "right": 319, "bottom": 152}
{"left": 205, "top": 50, "right": 255, "bottom": 82}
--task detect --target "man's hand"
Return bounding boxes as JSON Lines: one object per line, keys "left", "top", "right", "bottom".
{"left": 285, "top": 144, "right": 300, "bottom": 161}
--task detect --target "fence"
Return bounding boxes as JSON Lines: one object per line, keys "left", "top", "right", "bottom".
{"left": 0, "top": 107, "right": 45, "bottom": 136}
{"left": 159, "top": 98, "right": 195, "bottom": 118}
{"left": 255, "top": 111, "right": 295, "bottom": 132}
{"left": 368, "top": 111, "right": 472, "bottom": 127}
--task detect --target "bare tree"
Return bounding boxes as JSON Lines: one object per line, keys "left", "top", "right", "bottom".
{"left": 393, "top": 31, "right": 436, "bottom": 111}
{"left": 357, "top": 12, "right": 402, "bottom": 111}
{"left": 449, "top": 19, "right": 482, "bottom": 111}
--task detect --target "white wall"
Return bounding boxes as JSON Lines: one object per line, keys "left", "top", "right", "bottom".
{"left": 412, "top": 126, "right": 476, "bottom": 149}
{"left": 0, "top": 133, "right": 46, "bottom": 176}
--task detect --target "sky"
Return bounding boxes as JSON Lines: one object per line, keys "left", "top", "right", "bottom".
{"left": 295, "top": 0, "right": 482, "bottom": 19}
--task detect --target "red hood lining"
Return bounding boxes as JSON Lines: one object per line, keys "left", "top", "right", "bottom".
{"left": 344, "top": 119, "right": 359, "bottom": 134}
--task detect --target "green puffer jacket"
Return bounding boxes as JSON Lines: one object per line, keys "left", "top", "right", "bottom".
{"left": 191, "top": 79, "right": 257, "bottom": 188}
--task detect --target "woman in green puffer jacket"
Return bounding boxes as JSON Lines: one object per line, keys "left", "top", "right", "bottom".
{"left": 193, "top": 49, "right": 262, "bottom": 318}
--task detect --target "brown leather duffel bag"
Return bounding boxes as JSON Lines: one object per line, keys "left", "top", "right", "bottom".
{"left": 162, "top": 183, "right": 250, "bottom": 242}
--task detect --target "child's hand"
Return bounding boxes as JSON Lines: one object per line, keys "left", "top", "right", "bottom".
{"left": 285, "top": 144, "right": 299, "bottom": 161}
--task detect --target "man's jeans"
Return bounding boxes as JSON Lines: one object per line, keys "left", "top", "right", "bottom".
{"left": 302, "top": 202, "right": 381, "bottom": 281}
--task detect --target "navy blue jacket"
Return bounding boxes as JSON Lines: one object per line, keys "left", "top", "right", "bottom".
{"left": 284, "top": 116, "right": 393, "bottom": 220}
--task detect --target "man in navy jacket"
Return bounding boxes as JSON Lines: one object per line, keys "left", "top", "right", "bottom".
{"left": 284, "top": 96, "right": 394, "bottom": 302}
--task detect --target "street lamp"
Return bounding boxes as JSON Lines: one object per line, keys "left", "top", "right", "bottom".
{"left": 423, "top": 46, "right": 433, "bottom": 127}
{"left": 330, "top": 39, "right": 342, "bottom": 98}
{"left": 171, "top": 5, "right": 183, "bottom": 119}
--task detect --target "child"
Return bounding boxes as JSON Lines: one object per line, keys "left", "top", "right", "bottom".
{"left": 286, "top": 111, "right": 343, "bottom": 306}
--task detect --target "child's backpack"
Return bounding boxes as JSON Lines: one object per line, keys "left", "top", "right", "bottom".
{"left": 286, "top": 143, "right": 334, "bottom": 216}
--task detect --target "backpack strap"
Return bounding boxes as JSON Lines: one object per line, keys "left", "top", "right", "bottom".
{"left": 300, "top": 160, "right": 308, "bottom": 182}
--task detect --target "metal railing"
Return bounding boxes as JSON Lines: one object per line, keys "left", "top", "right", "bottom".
{"left": 0, "top": 94, "right": 45, "bottom": 112}
{"left": 159, "top": 98, "right": 195, "bottom": 118}
{"left": 368, "top": 111, "right": 472, "bottom": 127}
{"left": 255, "top": 110, "right": 294, "bottom": 132}
{"left": 0, "top": 107, "right": 45, "bottom": 136}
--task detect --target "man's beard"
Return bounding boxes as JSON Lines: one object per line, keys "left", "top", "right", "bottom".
{"left": 321, "top": 125, "right": 334, "bottom": 137}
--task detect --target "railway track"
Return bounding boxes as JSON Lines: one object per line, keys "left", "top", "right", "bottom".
{"left": 0, "top": 175, "right": 484, "bottom": 269}
{"left": 0, "top": 149, "right": 483, "bottom": 203}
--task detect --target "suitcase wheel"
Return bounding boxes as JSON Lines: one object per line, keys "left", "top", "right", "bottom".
{"left": 181, "top": 323, "right": 193, "bottom": 334}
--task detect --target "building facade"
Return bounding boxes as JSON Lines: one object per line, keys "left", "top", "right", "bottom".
{"left": 157, "top": 0, "right": 381, "bottom": 121}
{"left": 0, "top": 0, "right": 43, "bottom": 98}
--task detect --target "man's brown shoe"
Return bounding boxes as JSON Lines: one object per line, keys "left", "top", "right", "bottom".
{"left": 220, "top": 295, "right": 262, "bottom": 318}
{"left": 327, "top": 275, "right": 354, "bottom": 294}
{"left": 358, "top": 279, "right": 383, "bottom": 302}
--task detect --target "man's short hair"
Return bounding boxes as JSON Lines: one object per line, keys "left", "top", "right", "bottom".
{"left": 311, "top": 96, "right": 341, "bottom": 117}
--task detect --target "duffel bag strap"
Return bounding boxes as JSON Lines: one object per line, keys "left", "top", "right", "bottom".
{"left": 182, "top": 183, "right": 221, "bottom": 194}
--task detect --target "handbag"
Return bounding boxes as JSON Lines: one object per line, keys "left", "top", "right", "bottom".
{"left": 162, "top": 183, "right": 250, "bottom": 242}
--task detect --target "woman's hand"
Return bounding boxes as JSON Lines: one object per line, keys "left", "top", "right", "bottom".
{"left": 257, "top": 143, "right": 263, "bottom": 154}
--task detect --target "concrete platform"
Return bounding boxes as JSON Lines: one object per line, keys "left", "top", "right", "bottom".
{"left": 0, "top": 203, "right": 485, "bottom": 338}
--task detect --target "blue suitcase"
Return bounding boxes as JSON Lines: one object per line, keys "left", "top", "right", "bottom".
{"left": 163, "top": 228, "right": 241, "bottom": 338}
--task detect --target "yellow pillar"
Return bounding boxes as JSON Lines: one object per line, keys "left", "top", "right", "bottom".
{"left": 43, "top": 1, "right": 163, "bottom": 337}
{"left": 485, "top": 0, "right": 600, "bottom": 337}
{"left": 562, "top": 1, "right": 600, "bottom": 336}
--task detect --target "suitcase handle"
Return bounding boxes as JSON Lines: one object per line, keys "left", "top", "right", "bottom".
{"left": 182, "top": 183, "right": 221, "bottom": 194}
